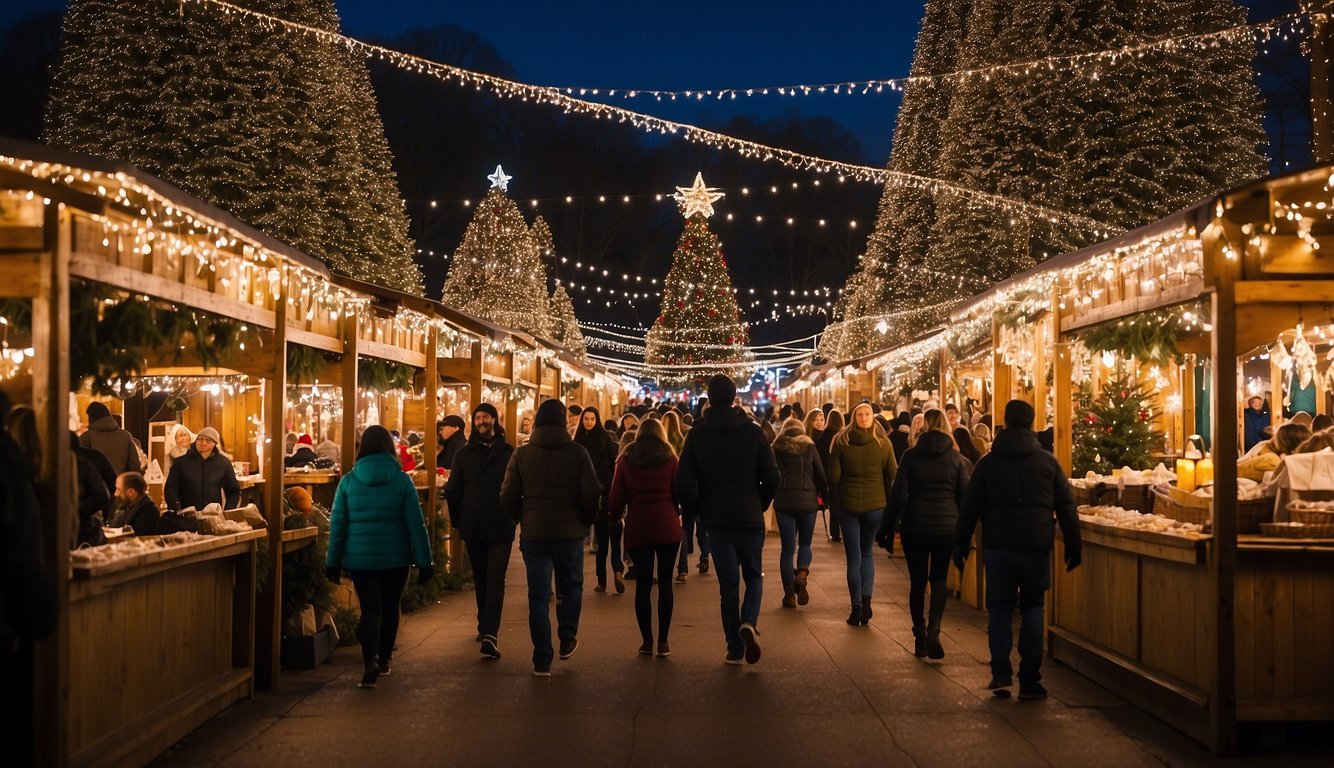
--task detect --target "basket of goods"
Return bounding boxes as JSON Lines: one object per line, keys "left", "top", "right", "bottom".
{"left": 1285, "top": 500, "right": 1334, "bottom": 532}
{"left": 1152, "top": 480, "right": 1274, "bottom": 534}
{"left": 1259, "top": 521, "right": 1334, "bottom": 538}
{"left": 1071, "top": 466, "right": 1172, "bottom": 515}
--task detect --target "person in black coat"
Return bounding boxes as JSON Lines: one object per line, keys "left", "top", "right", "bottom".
{"left": 70, "top": 432, "right": 110, "bottom": 547}
{"left": 674, "top": 376, "right": 780, "bottom": 666}
{"left": 445, "top": 403, "right": 515, "bottom": 659}
{"left": 436, "top": 415, "right": 467, "bottom": 470}
{"left": 163, "top": 426, "right": 241, "bottom": 511}
{"left": 953, "top": 400, "right": 1082, "bottom": 700}
{"left": 574, "top": 406, "right": 624, "bottom": 594}
{"left": 888, "top": 412, "right": 912, "bottom": 463}
{"left": 813, "top": 409, "right": 844, "bottom": 542}
{"left": 879, "top": 410, "right": 971, "bottom": 659}
{"left": 771, "top": 418, "right": 828, "bottom": 609}
{"left": 111, "top": 471, "right": 160, "bottom": 537}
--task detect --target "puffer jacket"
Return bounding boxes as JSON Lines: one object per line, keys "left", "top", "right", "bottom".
{"left": 884, "top": 430, "right": 971, "bottom": 538}
{"left": 326, "top": 451, "right": 432, "bottom": 571}
{"left": 501, "top": 424, "right": 601, "bottom": 541}
{"left": 771, "top": 431, "right": 828, "bottom": 513}
{"left": 445, "top": 433, "right": 516, "bottom": 546}
{"left": 827, "top": 428, "right": 897, "bottom": 515}
{"left": 163, "top": 447, "right": 241, "bottom": 511}
{"left": 574, "top": 428, "right": 619, "bottom": 500}
{"left": 608, "top": 438, "right": 680, "bottom": 550}
{"left": 955, "top": 428, "right": 1081, "bottom": 556}
{"left": 674, "top": 406, "right": 780, "bottom": 530}
{"left": 80, "top": 415, "right": 140, "bottom": 474}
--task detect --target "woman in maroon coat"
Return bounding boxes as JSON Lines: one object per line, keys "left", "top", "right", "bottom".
{"left": 607, "top": 419, "right": 681, "bottom": 657}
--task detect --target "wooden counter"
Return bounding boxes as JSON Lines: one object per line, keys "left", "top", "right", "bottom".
{"left": 1051, "top": 522, "right": 1334, "bottom": 746}
{"left": 66, "top": 530, "right": 263, "bottom": 768}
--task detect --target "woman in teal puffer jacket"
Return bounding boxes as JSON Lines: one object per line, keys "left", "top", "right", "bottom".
{"left": 326, "top": 425, "right": 433, "bottom": 688}
{"left": 827, "top": 403, "right": 897, "bottom": 627}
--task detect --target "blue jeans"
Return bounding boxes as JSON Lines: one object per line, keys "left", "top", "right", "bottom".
{"left": 706, "top": 527, "right": 764, "bottom": 657}
{"left": 776, "top": 509, "right": 816, "bottom": 585}
{"left": 677, "top": 510, "right": 711, "bottom": 572}
{"left": 837, "top": 508, "right": 883, "bottom": 605}
{"left": 520, "top": 539, "right": 585, "bottom": 668}
{"left": 984, "top": 549, "right": 1051, "bottom": 685}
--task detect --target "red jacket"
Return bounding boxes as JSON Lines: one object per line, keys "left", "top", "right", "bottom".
{"left": 608, "top": 442, "right": 681, "bottom": 550}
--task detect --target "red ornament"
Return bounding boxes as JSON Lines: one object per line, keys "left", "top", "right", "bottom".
{"left": 708, "top": 308, "right": 717, "bottom": 317}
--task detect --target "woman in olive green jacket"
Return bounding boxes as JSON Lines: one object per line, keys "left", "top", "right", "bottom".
{"left": 827, "top": 403, "right": 897, "bottom": 626}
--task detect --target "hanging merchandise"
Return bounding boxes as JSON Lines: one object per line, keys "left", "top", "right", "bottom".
{"left": 1290, "top": 324, "right": 1318, "bottom": 389}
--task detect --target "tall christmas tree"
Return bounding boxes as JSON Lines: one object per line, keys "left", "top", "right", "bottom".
{"left": 548, "top": 283, "right": 587, "bottom": 360}
{"left": 820, "top": 0, "right": 971, "bottom": 361}
{"left": 44, "top": 0, "right": 422, "bottom": 292}
{"left": 644, "top": 174, "right": 752, "bottom": 385}
{"left": 1072, "top": 372, "right": 1164, "bottom": 476}
{"left": 827, "top": 0, "right": 1267, "bottom": 359}
{"left": 442, "top": 166, "right": 552, "bottom": 338}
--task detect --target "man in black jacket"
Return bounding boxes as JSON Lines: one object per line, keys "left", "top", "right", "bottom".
{"left": 675, "top": 375, "right": 780, "bottom": 666}
{"left": 436, "top": 415, "right": 467, "bottom": 470}
{"left": 501, "top": 399, "right": 600, "bottom": 676}
{"left": 445, "top": 403, "right": 515, "bottom": 660}
{"left": 163, "top": 426, "right": 241, "bottom": 511}
{"left": 111, "top": 472, "right": 161, "bottom": 537}
{"left": 954, "top": 400, "right": 1082, "bottom": 700}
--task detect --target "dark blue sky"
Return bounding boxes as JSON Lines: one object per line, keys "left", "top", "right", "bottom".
{"left": 5, "top": 0, "right": 922, "bottom": 163}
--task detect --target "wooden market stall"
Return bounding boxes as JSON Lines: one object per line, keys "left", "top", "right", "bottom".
{"left": 946, "top": 167, "right": 1334, "bottom": 753}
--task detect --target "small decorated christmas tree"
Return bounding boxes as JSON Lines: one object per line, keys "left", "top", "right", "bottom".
{"left": 644, "top": 174, "right": 752, "bottom": 385}
{"left": 442, "top": 166, "right": 551, "bottom": 338}
{"left": 1072, "top": 372, "right": 1163, "bottom": 476}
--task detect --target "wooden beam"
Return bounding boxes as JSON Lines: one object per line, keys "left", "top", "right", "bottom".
{"left": 341, "top": 319, "right": 360, "bottom": 471}
{"left": 69, "top": 253, "right": 277, "bottom": 330}
{"left": 0, "top": 167, "right": 108, "bottom": 216}
{"left": 1204, "top": 217, "right": 1240, "bottom": 756}
{"left": 1060, "top": 281, "right": 1204, "bottom": 333}
{"left": 0, "top": 251, "right": 42, "bottom": 297}
{"left": 357, "top": 338, "right": 426, "bottom": 368}
{"left": 1053, "top": 287, "right": 1073, "bottom": 476}
{"left": 33, "top": 203, "right": 72, "bottom": 768}
{"left": 1234, "top": 280, "right": 1334, "bottom": 304}
{"left": 286, "top": 326, "right": 343, "bottom": 354}
{"left": 424, "top": 327, "right": 439, "bottom": 534}
{"left": 255, "top": 266, "right": 287, "bottom": 691}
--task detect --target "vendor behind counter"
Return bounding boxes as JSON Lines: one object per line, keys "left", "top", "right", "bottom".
{"left": 164, "top": 426, "right": 240, "bottom": 511}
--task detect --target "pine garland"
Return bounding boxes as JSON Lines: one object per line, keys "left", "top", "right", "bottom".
{"left": 357, "top": 357, "right": 414, "bottom": 393}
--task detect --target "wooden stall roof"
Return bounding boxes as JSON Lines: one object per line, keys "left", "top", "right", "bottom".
{"left": 0, "top": 137, "right": 330, "bottom": 277}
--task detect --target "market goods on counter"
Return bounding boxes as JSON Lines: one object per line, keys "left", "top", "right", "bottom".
{"left": 1077, "top": 504, "right": 1208, "bottom": 538}
{"left": 69, "top": 531, "right": 210, "bottom": 567}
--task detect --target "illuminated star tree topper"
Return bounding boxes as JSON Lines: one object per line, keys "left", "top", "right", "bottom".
{"left": 673, "top": 172, "right": 725, "bottom": 219}
{"left": 487, "top": 165, "right": 512, "bottom": 192}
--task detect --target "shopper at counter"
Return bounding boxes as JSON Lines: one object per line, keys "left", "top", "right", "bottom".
{"left": 80, "top": 401, "right": 139, "bottom": 474}
{"left": 1238, "top": 422, "right": 1310, "bottom": 483}
{"left": 111, "top": 472, "right": 160, "bottom": 536}
{"left": 163, "top": 427, "right": 241, "bottom": 511}
{"left": 1243, "top": 396, "right": 1270, "bottom": 453}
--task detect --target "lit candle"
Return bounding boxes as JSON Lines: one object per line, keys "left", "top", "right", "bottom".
{"left": 1195, "top": 456, "right": 1213, "bottom": 487}
{"left": 1176, "top": 458, "right": 1196, "bottom": 493}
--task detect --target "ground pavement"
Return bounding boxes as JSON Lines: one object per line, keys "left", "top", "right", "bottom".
{"left": 153, "top": 531, "right": 1332, "bottom": 768}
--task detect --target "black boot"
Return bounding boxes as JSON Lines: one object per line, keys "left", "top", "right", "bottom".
{"left": 912, "top": 625, "right": 927, "bottom": 657}
{"left": 926, "top": 580, "right": 947, "bottom": 659}
{"left": 846, "top": 602, "right": 863, "bottom": 626}
{"left": 860, "top": 595, "right": 873, "bottom": 625}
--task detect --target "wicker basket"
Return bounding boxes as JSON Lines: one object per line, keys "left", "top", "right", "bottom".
{"left": 1070, "top": 480, "right": 1155, "bottom": 515}
{"left": 1260, "top": 521, "right": 1334, "bottom": 538}
{"left": 1149, "top": 485, "right": 1273, "bottom": 533}
{"left": 1286, "top": 502, "right": 1334, "bottom": 527}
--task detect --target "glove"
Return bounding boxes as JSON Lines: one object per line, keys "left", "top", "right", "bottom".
{"left": 874, "top": 529, "right": 894, "bottom": 554}
{"left": 951, "top": 547, "right": 968, "bottom": 573}
{"left": 324, "top": 566, "right": 341, "bottom": 584}
{"left": 1064, "top": 548, "right": 1082, "bottom": 572}
{"left": 417, "top": 565, "right": 435, "bottom": 585}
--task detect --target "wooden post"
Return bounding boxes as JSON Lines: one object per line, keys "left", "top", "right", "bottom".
{"left": 992, "top": 317, "right": 1013, "bottom": 409}
{"left": 1204, "top": 218, "right": 1241, "bottom": 756}
{"left": 33, "top": 203, "right": 73, "bottom": 768}
{"left": 1052, "top": 289, "right": 1073, "bottom": 475}
{"left": 341, "top": 318, "right": 360, "bottom": 470}
{"left": 424, "top": 326, "right": 439, "bottom": 532}
{"left": 255, "top": 265, "right": 287, "bottom": 690}
{"left": 1033, "top": 317, "right": 1049, "bottom": 427}
{"left": 505, "top": 351, "right": 520, "bottom": 442}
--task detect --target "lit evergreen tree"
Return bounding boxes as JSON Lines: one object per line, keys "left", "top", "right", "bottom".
{"left": 44, "top": 0, "right": 422, "bottom": 292}
{"left": 548, "top": 283, "right": 587, "bottom": 360}
{"left": 1072, "top": 373, "right": 1164, "bottom": 476}
{"left": 645, "top": 174, "right": 752, "bottom": 385}
{"left": 829, "top": 0, "right": 1267, "bottom": 359}
{"left": 443, "top": 169, "right": 552, "bottom": 338}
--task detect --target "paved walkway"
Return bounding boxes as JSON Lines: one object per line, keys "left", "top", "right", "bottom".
{"left": 154, "top": 534, "right": 1330, "bottom": 767}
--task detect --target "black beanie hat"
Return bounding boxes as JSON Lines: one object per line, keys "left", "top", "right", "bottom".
{"left": 1004, "top": 399, "right": 1035, "bottom": 430}
{"left": 86, "top": 401, "right": 111, "bottom": 421}
{"left": 472, "top": 403, "right": 500, "bottom": 421}
{"left": 534, "top": 398, "right": 567, "bottom": 429}
{"left": 706, "top": 375, "right": 736, "bottom": 407}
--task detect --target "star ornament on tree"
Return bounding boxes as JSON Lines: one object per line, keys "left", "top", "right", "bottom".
{"left": 673, "top": 172, "right": 725, "bottom": 219}
{"left": 487, "top": 165, "right": 512, "bottom": 192}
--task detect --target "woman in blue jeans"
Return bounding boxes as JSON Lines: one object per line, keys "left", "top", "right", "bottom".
{"left": 827, "top": 403, "right": 897, "bottom": 626}
{"left": 771, "top": 418, "right": 828, "bottom": 608}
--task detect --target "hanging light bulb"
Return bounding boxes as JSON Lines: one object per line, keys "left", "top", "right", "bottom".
{"left": 1101, "top": 350, "right": 1116, "bottom": 369}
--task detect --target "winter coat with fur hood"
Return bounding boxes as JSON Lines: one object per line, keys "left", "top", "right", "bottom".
{"left": 771, "top": 430, "right": 828, "bottom": 513}
{"left": 607, "top": 438, "right": 680, "bottom": 550}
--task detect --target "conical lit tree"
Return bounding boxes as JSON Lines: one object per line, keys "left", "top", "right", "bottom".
{"left": 442, "top": 166, "right": 551, "bottom": 338}
{"left": 645, "top": 174, "right": 752, "bottom": 386}
{"left": 828, "top": 0, "right": 1266, "bottom": 360}
{"left": 548, "top": 282, "right": 587, "bottom": 361}
{"left": 44, "top": 0, "right": 422, "bottom": 292}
